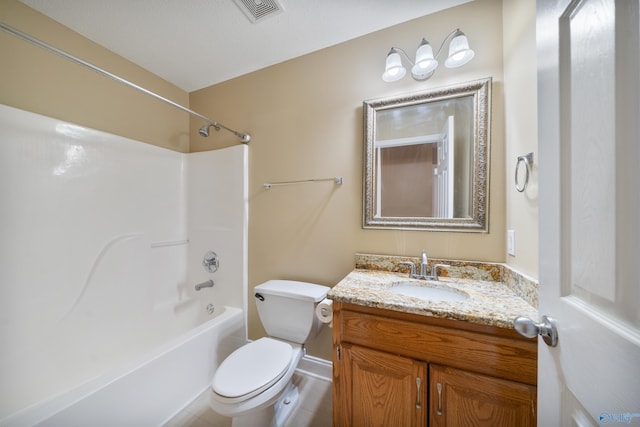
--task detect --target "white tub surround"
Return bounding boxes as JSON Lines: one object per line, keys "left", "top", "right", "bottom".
{"left": 0, "top": 104, "right": 248, "bottom": 422}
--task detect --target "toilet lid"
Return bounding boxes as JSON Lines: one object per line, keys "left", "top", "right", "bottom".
{"left": 212, "top": 337, "right": 293, "bottom": 398}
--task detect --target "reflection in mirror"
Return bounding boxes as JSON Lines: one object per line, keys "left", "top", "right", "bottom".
{"left": 363, "top": 78, "right": 491, "bottom": 232}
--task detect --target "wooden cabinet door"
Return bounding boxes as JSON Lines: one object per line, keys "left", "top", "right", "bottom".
{"left": 429, "top": 365, "right": 536, "bottom": 427}
{"left": 338, "top": 343, "right": 426, "bottom": 427}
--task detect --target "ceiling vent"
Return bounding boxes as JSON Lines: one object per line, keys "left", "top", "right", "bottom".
{"left": 233, "top": 0, "right": 285, "bottom": 23}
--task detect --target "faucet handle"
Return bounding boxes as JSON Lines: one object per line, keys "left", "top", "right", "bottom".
{"left": 430, "top": 264, "right": 451, "bottom": 280}
{"left": 399, "top": 261, "right": 417, "bottom": 277}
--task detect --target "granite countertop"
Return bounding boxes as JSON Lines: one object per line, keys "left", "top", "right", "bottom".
{"left": 327, "top": 268, "right": 539, "bottom": 329}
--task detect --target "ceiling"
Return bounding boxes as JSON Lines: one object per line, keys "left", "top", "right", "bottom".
{"left": 20, "top": 0, "right": 471, "bottom": 92}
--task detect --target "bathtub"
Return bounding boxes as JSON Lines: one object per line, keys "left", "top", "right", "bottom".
{"left": 1, "top": 306, "right": 245, "bottom": 427}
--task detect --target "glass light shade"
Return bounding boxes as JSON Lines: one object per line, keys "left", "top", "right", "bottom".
{"left": 444, "top": 31, "right": 475, "bottom": 68}
{"left": 382, "top": 49, "right": 406, "bottom": 82}
{"left": 411, "top": 38, "right": 438, "bottom": 80}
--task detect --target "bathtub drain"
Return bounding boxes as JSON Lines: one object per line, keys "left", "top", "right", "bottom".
{"left": 206, "top": 304, "right": 215, "bottom": 315}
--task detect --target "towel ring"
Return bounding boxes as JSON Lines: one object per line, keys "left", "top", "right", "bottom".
{"left": 515, "top": 152, "right": 534, "bottom": 192}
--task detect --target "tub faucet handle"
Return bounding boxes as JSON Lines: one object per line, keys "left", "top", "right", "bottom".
{"left": 202, "top": 251, "right": 219, "bottom": 273}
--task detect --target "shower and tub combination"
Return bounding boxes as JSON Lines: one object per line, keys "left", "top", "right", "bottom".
{"left": 0, "top": 104, "right": 249, "bottom": 426}
{"left": 0, "top": 22, "right": 254, "bottom": 426}
{"left": 0, "top": 22, "right": 258, "bottom": 425}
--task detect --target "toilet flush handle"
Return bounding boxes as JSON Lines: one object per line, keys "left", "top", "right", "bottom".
{"left": 255, "top": 293, "right": 265, "bottom": 302}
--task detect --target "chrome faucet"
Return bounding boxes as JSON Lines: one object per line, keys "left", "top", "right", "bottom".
{"left": 419, "top": 250, "right": 429, "bottom": 277}
{"left": 195, "top": 279, "right": 214, "bottom": 291}
{"left": 399, "top": 250, "right": 450, "bottom": 281}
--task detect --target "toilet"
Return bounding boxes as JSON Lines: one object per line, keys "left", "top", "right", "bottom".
{"left": 209, "top": 280, "right": 330, "bottom": 427}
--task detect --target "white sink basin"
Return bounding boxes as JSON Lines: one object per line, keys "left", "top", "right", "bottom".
{"left": 389, "top": 282, "right": 468, "bottom": 303}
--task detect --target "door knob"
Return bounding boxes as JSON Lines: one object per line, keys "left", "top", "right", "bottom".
{"left": 513, "top": 315, "right": 558, "bottom": 347}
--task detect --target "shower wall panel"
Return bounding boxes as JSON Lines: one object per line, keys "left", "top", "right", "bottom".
{"left": 187, "top": 147, "right": 248, "bottom": 321}
{"left": 0, "top": 105, "right": 246, "bottom": 419}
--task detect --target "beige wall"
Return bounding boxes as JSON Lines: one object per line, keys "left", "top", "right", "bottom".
{"left": 2, "top": 0, "right": 539, "bottom": 362}
{"left": 190, "top": 0, "right": 508, "bottom": 360}
{"left": 0, "top": 0, "right": 190, "bottom": 152}
{"left": 502, "top": 0, "right": 539, "bottom": 279}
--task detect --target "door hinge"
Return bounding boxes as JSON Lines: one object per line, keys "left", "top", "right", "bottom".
{"left": 337, "top": 345, "right": 341, "bottom": 360}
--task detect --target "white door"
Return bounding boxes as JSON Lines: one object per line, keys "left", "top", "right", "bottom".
{"left": 537, "top": 0, "right": 640, "bottom": 426}
{"left": 433, "top": 116, "right": 454, "bottom": 218}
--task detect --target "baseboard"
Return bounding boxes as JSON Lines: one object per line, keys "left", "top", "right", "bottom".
{"left": 296, "top": 354, "right": 332, "bottom": 382}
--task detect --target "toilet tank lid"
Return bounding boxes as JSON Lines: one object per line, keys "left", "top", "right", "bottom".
{"left": 255, "top": 280, "right": 329, "bottom": 302}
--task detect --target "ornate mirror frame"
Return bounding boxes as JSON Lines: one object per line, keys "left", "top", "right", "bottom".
{"left": 362, "top": 78, "right": 491, "bottom": 232}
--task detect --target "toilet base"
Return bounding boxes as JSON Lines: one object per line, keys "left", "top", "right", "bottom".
{"left": 230, "top": 383, "right": 299, "bottom": 427}
{"left": 273, "top": 382, "right": 299, "bottom": 426}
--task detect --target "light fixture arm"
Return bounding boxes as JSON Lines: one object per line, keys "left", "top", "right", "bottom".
{"left": 431, "top": 29, "right": 462, "bottom": 60}
{"left": 389, "top": 28, "right": 461, "bottom": 66}
{"left": 389, "top": 47, "right": 416, "bottom": 67}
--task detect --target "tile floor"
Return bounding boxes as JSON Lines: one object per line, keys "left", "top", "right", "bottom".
{"left": 163, "top": 373, "right": 332, "bottom": 427}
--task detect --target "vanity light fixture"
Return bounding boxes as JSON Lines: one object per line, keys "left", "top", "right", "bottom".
{"left": 382, "top": 29, "right": 475, "bottom": 82}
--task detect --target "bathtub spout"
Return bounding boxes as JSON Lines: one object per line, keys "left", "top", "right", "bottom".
{"left": 195, "top": 279, "right": 214, "bottom": 291}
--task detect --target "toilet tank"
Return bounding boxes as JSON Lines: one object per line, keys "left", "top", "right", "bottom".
{"left": 254, "top": 280, "right": 330, "bottom": 344}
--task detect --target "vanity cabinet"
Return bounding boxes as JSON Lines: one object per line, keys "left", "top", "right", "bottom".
{"left": 332, "top": 302, "right": 537, "bottom": 427}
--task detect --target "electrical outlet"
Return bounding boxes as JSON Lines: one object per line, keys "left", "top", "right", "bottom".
{"left": 507, "top": 230, "right": 516, "bottom": 256}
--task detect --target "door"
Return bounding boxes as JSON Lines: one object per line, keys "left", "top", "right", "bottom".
{"left": 433, "top": 116, "right": 455, "bottom": 218}
{"left": 429, "top": 365, "right": 536, "bottom": 427}
{"left": 537, "top": 0, "right": 640, "bottom": 425}
{"left": 339, "top": 343, "right": 426, "bottom": 427}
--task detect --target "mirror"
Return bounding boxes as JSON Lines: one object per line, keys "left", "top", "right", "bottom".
{"left": 363, "top": 78, "right": 491, "bottom": 232}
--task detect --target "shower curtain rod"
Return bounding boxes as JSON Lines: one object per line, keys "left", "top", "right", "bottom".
{"left": 0, "top": 22, "right": 251, "bottom": 144}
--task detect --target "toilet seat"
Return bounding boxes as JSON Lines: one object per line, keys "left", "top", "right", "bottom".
{"left": 212, "top": 338, "right": 293, "bottom": 403}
